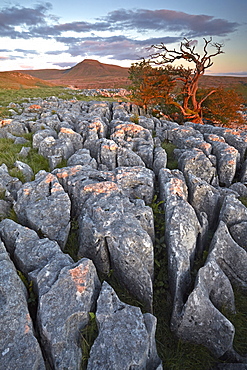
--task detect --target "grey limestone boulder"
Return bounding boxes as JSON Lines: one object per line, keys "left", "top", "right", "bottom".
{"left": 0, "top": 120, "right": 28, "bottom": 137}
{"left": 168, "top": 126, "right": 203, "bottom": 147}
{"left": 158, "top": 168, "right": 188, "bottom": 205}
{"left": 212, "top": 142, "right": 239, "bottom": 187}
{"left": 165, "top": 196, "right": 202, "bottom": 328}
{"left": 0, "top": 200, "right": 11, "bottom": 220}
{"left": 37, "top": 258, "right": 101, "bottom": 370}
{"left": 96, "top": 138, "right": 146, "bottom": 170}
{"left": 67, "top": 148, "right": 97, "bottom": 168}
{"left": 78, "top": 182, "right": 154, "bottom": 310}
{"left": 229, "top": 182, "right": 247, "bottom": 197}
{"left": 153, "top": 146, "right": 167, "bottom": 175}
{"left": 58, "top": 127, "right": 83, "bottom": 152}
{"left": 110, "top": 123, "right": 154, "bottom": 168}
{"left": 14, "top": 171, "right": 71, "bottom": 249}
{"left": 113, "top": 166, "right": 155, "bottom": 204}
{"left": 175, "top": 148, "right": 218, "bottom": 185}
{"left": 240, "top": 158, "right": 247, "bottom": 184}
{"left": 0, "top": 163, "right": 22, "bottom": 201}
{"left": 187, "top": 173, "right": 221, "bottom": 228}
{"left": 230, "top": 222, "right": 247, "bottom": 249}
{"left": 38, "top": 136, "right": 74, "bottom": 161}
{"left": 207, "top": 221, "right": 247, "bottom": 290}
{"left": 32, "top": 128, "right": 58, "bottom": 149}
{"left": 14, "top": 160, "right": 34, "bottom": 182}
{"left": 0, "top": 239, "right": 45, "bottom": 370}
{"left": 219, "top": 194, "right": 247, "bottom": 228}
{"left": 18, "top": 146, "right": 31, "bottom": 157}
{"left": 177, "top": 260, "right": 235, "bottom": 358}
{"left": 87, "top": 281, "right": 162, "bottom": 370}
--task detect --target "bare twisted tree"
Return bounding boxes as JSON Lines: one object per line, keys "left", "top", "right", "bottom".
{"left": 148, "top": 38, "right": 224, "bottom": 123}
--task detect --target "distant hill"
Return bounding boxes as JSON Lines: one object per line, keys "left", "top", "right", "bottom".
{"left": 17, "top": 59, "right": 130, "bottom": 89}
{"left": 0, "top": 71, "right": 54, "bottom": 89}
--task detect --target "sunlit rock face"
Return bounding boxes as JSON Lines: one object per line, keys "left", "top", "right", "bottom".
{"left": 1, "top": 98, "right": 247, "bottom": 368}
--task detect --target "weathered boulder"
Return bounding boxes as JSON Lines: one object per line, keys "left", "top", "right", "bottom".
{"left": 110, "top": 123, "right": 154, "bottom": 167}
{"left": 207, "top": 221, "right": 247, "bottom": 290}
{"left": 38, "top": 136, "right": 74, "bottom": 161}
{"left": 159, "top": 169, "right": 202, "bottom": 328}
{"left": 153, "top": 146, "right": 167, "bottom": 175}
{"left": 158, "top": 168, "right": 188, "bottom": 205}
{"left": 218, "top": 194, "right": 247, "bottom": 228}
{"left": 53, "top": 165, "right": 155, "bottom": 217}
{"left": 165, "top": 197, "right": 202, "bottom": 328}
{"left": 14, "top": 171, "right": 71, "bottom": 249}
{"left": 87, "top": 281, "right": 162, "bottom": 369}
{"left": 187, "top": 173, "right": 221, "bottom": 228}
{"left": 229, "top": 182, "right": 247, "bottom": 198}
{"left": 113, "top": 166, "right": 155, "bottom": 204}
{"left": 32, "top": 128, "right": 58, "bottom": 149}
{"left": 96, "top": 138, "right": 146, "bottom": 170}
{"left": 212, "top": 142, "right": 239, "bottom": 187}
{"left": 0, "top": 120, "right": 28, "bottom": 137}
{"left": 240, "top": 158, "right": 247, "bottom": 184}
{"left": 37, "top": 258, "right": 101, "bottom": 370}
{"left": 230, "top": 222, "right": 247, "bottom": 250}
{"left": 67, "top": 148, "right": 98, "bottom": 168}
{"left": 175, "top": 148, "right": 218, "bottom": 185}
{"left": 168, "top": 126, "right": 203, "bottom": 147}
{"left": 0, "top": 200, "right": 11, "bottom": 220}
{"left": 0, "top": 163, "right": 22, "bottom": 201}
{"left": 178, "top": 136, "right": 212, "bottom": 156}
{"left": 18, "top": 146, "right": 31, "bottom": 157}
{"left": 58, "top": 127, "right": 83, "bottom": 152}
{"left": 78, "top": 182, "right": 154, "bottom": 310}
{"left": 177, "top": 260, "right": 235, "bottom": 358}
{"left": 0, "top": 239, "right": 45, "bottom": 369}
{"left": 14, "top": 160, "right": 34, "bottom": 182}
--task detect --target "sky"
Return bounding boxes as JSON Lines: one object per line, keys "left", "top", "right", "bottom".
{"left": 0, "top": 0, "right": 246, "bottom": 75}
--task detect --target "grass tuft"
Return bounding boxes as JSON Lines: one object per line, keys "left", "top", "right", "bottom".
{"left": 161, "top": 140, "right": 178, "bottom": 170}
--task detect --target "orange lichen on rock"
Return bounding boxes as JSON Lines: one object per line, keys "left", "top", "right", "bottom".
{"left": 44, "top": 173, "right": 55, "bottom": 184}
{"left": 28, "top": 104, "right": 42, "bottom": 111}
{"left": 102, "top": 144, "right": 117, "bottom": 151}
{"left": 168, "top": 178, "right": 186, "bottom": 198}
{"left": 60, "top": 127, "right": 75, "bottom": 135}
{"left": 0, "top": 119, "right": 12, "bottom": 127}
{"left": 83, "top": 181, "right": 119, "bottom": 194}
{"left": 69, "top": 263, "right": 89, "bottom": 295}
{"left": 23, "top": 188, "right": 31, "bottom": 196}
{"left": 24, "top": 313, "right": 32, "bottom": 335}
{"left": 56, "top": 166, "right": 82, "bottom": 179}
{"left": 51, "top": 181, "right": 63, "bottom": 193}
{"left": 207, "top": 135, "right": 225, "bottom": 142}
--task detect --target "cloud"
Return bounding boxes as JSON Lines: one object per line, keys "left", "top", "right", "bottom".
{"left": 0, "top": 4, "right": 239, "bottom": 40}
{"left": 64, "top": 35, "right": 181, "bottom": 60}
{"left": 100, "top": 8, "right": 239, "bottom": 37}
{"left": 15, "top": 49, "right": 38, "bottom": 55}
{"left": 0, "top": 3, "right": 54, "bottom": 38}
{"left": 52, "top": 62, "right": 75, "bottom": 68}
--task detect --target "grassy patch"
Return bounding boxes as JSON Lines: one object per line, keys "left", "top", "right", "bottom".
{"left": 80, "top": 312, "right": 98, "bottom": 370}
{"left": 239, "top": 196, "right": 247, "bottom": 208}
{"left": 161, "top": 140, "right": 178, "bottom": 170}
{"left": 63, "top": 219, "right": 80, "bottom": 261}
{"left": 0, "top": 137, "right": 50, "bottom": 180}
{"left": 223, "top": 286, "right": 247, "bottom": 356}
